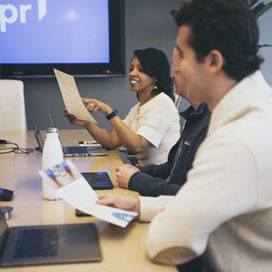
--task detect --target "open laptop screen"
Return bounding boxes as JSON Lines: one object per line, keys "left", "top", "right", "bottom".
{"left": 34, "top": 127, "right": 45, "bottom": 152}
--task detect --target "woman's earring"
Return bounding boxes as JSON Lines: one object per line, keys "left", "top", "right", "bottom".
{"left": 154, "top": 85, "right": 158, "bottom": 90}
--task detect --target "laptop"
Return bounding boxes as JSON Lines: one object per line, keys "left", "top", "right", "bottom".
{"left": 34, "top": 127, "right": 107, "bottom": 157}
{"left": 0, "top": 213, "right": 102, "bottom": 267}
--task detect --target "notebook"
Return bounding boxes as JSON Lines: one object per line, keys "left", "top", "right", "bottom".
{"left": 0, "top": 213, "right": 102, "bottom": 267}
{"left": 34, "top": 127, "right": 107, "bottom": 157}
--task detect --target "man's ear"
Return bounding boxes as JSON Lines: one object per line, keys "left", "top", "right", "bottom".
{"left": 207, "top": 50, "right": 224, "bottom": 73}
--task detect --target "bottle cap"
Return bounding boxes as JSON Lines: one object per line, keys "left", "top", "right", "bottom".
{"left": 47, "top": 127, "right": 58, "bottom": 133}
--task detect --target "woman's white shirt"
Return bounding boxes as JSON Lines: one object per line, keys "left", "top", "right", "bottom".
{"left": 123, "top": 92, "right": 180, "bottom": 165}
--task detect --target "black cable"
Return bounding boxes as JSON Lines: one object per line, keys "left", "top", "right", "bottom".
{"left": 0, "top": 142, "right": 34, "bottom": 155}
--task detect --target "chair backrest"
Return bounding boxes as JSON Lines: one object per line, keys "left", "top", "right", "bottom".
{"left": 0, "top": 80, "right": 27, "bottom": 131}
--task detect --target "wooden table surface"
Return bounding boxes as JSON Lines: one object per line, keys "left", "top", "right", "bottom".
{"left": 0, "top": 130, "right": 177, "bottom": 272}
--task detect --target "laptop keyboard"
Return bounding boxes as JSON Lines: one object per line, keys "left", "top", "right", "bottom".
{"left": 13, "top": 228, "right": 58, "bottom": 259}
{"left": 66, "top": 146, "right": 87, "bottom": 154}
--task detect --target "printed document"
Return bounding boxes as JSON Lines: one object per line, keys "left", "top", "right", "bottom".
{"left": 39, "top": 160, "right": 138, "bottom": 227}
{"left": 54, "top": 68, "right": 96, "bottom": 123}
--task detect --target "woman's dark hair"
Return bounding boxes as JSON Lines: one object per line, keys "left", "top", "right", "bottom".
{"left": 132, "top": 47, "right": 174, "bottom": 101}
{"left": 173, "top": 0, "right": 263, "bottom": 81}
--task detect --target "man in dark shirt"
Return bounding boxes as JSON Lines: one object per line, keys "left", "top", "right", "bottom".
{"left": 115, "top": 98, "right": 210, "bottom": 272}
{"left": 116, "top": 100, "right": 210, "bottom": 197}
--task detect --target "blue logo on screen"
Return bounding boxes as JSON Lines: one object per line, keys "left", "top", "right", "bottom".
{"left": 0, "top": 0, "right": 47, "bottom": 32}
{"left": 0, "top": 0, "right": 110, "bottom": 64}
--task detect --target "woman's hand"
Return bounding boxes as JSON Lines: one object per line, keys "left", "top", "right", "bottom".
{"left": 82, "top": 98, "right": 112, "bottom": 115}
{"left": 64, "top": 110, "right": 90, "bottom": 127}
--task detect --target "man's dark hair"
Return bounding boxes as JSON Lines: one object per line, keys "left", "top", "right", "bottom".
{"left": 133, "top": 47, "right": 174, "bottom": 101}
{"left": 173, "top": 0, "right": 263, "bottom": 81}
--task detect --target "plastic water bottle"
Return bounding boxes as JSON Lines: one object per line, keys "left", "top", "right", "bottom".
{"left": 42, "top": 127, "right": 63, "bottom": 200}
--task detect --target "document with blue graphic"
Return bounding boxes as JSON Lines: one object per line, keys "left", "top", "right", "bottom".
{"left": 39, "top": 160, "right": 137, "bottom": 227}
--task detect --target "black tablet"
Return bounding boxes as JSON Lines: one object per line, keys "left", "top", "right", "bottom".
{"left": 81, "top": 172, "right": 114, "bottom": 190}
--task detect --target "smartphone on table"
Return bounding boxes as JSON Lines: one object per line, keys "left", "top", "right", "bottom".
{"left": 0, "top": 187, "right": 14, "bottom": 201}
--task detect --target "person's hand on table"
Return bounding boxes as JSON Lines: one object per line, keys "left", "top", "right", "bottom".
{"left": 116, "top": 164, "right": 140, "bottom": 189}
{"left": 97, "top": 194, "right": 140, "bottom": 214}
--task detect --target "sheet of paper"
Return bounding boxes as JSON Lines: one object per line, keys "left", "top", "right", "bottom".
{"left": 54, "top": 68, "right": 97, "bottom": 123}
{"left": 39, "top": 160, "right": 138, "bottom": 228}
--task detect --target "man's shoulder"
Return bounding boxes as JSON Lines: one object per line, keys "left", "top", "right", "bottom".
{"left": 208, "top": 108, "right": 272, "bottom": 159}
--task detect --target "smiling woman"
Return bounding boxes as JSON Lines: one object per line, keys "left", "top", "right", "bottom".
{"left": 65, "top": 48, "right": 181, "bottom": 166}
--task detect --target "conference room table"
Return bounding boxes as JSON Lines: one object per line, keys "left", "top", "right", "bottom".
{"left": 0, "top": 130, "right": 177, "bottom": 272}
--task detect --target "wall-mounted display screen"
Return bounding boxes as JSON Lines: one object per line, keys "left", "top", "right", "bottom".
{"left": 0, "top": 0, "right": 125, "bottom": 78}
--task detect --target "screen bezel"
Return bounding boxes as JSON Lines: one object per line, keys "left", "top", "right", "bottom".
{"left": 0, "top": 0, "right": 125, "bottom": 78}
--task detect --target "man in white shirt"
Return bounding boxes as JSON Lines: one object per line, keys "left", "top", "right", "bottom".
{"left": 98, "top": 0, "right": 272, "bottom": 271}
